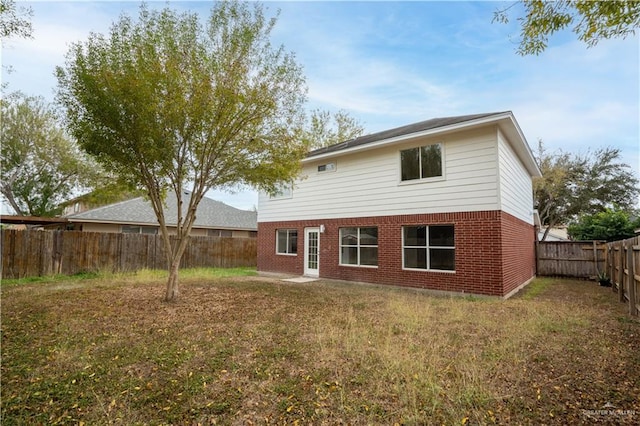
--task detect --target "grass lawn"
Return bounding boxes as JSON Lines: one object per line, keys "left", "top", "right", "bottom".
{"left": 1, "top": 269, "right": 639, "bottom": 425}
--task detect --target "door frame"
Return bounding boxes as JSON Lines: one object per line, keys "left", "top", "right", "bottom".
{"left": 304, "top": 227, "right": 320, "bottom": 277}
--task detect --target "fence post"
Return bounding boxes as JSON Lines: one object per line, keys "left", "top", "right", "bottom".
{"left": 627, "top": 240, "right": 637, "bottom": 316}
{"left": 607, "top": 243, "right": 614, "bottom": 293}
{"left": 53, "top": 230, "right": 63, "bottom": 275}
{"left": 610, "top": 243, "right": 616, "bottom": 294}
{"left": 618, "top": 242, "right": 625, "bottom": 302}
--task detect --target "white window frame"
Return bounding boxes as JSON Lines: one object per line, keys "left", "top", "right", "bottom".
{"left": 276, "top": 229, "right": 298, "bottom": 255}
{"left": 402, "top": 225, "right": 455, "bottom": 272}
{"left": 317, "top": 162, "right": 337, "bottom": 173}
{"left": 270, "top": 182, "right": 293, "bottom": 200}
{"left": 339, "top": 227, "right": 378, "bottom": 268}
{"left": 121, "top": 225, "right": 158, "bottom": 235}
{"left": 399, "top": 142, "right": 445, "bottom": 184}
{"left": 208, "top": 229, "right": 233, "bottom": 237}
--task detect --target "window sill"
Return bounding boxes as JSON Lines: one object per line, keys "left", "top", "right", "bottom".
{"left": 339, "top": 264, "right": 378, "bottom": 269}
{"left": 402, "top": 268, "right": 455, "bottom": 273}
{"left": 398, "top": 175, "right": 446, "bottom": 186}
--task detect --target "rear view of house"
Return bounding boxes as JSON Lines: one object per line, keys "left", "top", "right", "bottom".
{"left": 257, "top": 111, "right": 541, "bottom": 297}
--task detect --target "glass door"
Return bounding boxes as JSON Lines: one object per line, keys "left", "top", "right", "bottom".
{"left": 304, "top": 228, "right": 320, "bottom": 277}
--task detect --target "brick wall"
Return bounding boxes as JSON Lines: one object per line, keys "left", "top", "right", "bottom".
{"left": 257, "top": 210, "right": 535, "bottom": 297}
{"left": 500, "top": 211, "right": 537, "bottom": 295}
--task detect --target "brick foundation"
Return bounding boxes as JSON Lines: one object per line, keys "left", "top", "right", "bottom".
{"left": 257, "top": 210, "right": 536, "bottom": 297}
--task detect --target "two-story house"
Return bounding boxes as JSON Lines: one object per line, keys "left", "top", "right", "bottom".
{"left": 257, "top": 111, "right": 541, "bottom": 298}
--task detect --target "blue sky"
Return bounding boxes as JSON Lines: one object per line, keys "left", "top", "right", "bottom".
{"left": 2, "top": 1, "right": 638, "bottom": 211}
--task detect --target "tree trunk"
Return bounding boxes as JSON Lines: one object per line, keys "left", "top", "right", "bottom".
{"left": 541, "top": 226, "right": 551, "bottom": 241}
{"left": 540, "top": 218, "right": 558, "bottom": 241}
{"left": 165, "top": 260, "right": 180, "bottom": 302}
{"left": 1, "top": 188, "right": 25, "bottom": 216}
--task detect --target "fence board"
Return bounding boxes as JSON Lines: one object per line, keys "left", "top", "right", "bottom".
{"left": 1, "top": 230, "right": 256, "bottom": 279}
{"left": 606, "top": 236, "right": 640, "bottom": 317}
{"left": 537, "top": 241, "right": 605, "bottom": 278}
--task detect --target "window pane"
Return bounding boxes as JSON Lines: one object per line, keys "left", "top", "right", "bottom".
{"left": 421, "top": 144, "right": 442, "bottom": 178}
{"left": 359, "top": 227, "right": 378, "bottom": 245}
{"left": 404, "top": 226, "right": 426, "bottom": 246}
{"left": 429, "top": 225, "right": 454, "bottom": 247}
{"left": 288, "top": 231, "right": 298, "bottom": 253}
{"left": 341, "top": 247, "right": 358, "bottom": 265}
{"left": 430, "top": 248, "right": 455, "bottom": 270}
{"left": 401, "top": 148, "right": 420, "bottom": 181}
{"left": 277, "top": 230, "right": 287, "bottom": 253}
{"left": 360, "top": 247, "right": 378, "bottom": 266}
{"left": 271, "top": 182, "right": 293, "bottom": 199}
{"left": 141, "top": 227, "right": 157, "bottom": 235}
{"left": 340, "top": 228, "right": 358, "bottom": 245}
{"left": 404, "top": 248, "right": 427, "bottom": 269}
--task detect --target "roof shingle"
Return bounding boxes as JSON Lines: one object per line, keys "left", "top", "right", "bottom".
{"left": 307, "top": 112, "right": 509, "bottom": 157}
{"left": 66, "top": 190, "right": 257, "bottom": 230}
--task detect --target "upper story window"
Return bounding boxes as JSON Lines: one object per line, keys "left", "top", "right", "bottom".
{"left": 317, "top": 162, "right": 337, "bottom": 173}
{"left": 402, "top": 225, "right": 455, "bottom": 271}
{"left": 276, "top": 229, "right": 298, "bottom": 255}
{"left": 339, "top": 227, "right": 378, "bottom": 267}
{"left": 400, "top": 143, "right": 443, "bottom": 181}
{"left": 270, "top": 182, "right": 293, "bottom": 200}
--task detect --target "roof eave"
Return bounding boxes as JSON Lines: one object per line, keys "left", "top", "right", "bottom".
{"left": 303, "top": 111, "right": 542, "bottom": 178}
{"left": 497, "top": 114, "right": 542, "bottom": 178}
{"left": 303, "top": 112, "right": 515, "bottom": 163}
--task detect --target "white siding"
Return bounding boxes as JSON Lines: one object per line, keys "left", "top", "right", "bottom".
{"left": 497, "top": 129, "right": 535, "bottom": 224}
{"left": 258, "top": 127, "right": 501, "bottom": 222}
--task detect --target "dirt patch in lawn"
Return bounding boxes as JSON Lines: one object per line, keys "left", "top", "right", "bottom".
{"left": 2, "top": 273, "right": 638, "bottom": 425}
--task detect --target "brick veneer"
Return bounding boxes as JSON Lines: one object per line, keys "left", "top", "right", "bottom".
{"left": 257, "top": 210, "right": 536, "bottom": 297}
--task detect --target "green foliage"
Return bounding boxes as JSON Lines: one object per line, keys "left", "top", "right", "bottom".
{"left": 302, "top": 109, "right": 365, "bottom": 150}
{"left": 55, "top": 1, "right": 308, "bottom": 300}
{"left": 0, "top": 93, "right": 101, "bottom": 216}
{"left": 0, "top": 0, "right": 32, "bottom": 39}
{"left": 520, "top": 277, "right": 554, "bottom": 300}
{"left": 568, "top": 208, "right": 639, "bottom": 241}
{"left": 534, "top": 140, "right": 639, "bottom": 240}
{"left": 494, "top": 1, "right": 640, "bottom": 55}
{"left": 56, "top": 1, "right": 307, "bottom": 197}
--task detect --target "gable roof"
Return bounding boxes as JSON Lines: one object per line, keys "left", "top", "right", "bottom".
{"left": 66, "top": 190, "right": 257, "bottom": 230}
{"left": 306, "top": 111, "right": 541, "bottom": 177}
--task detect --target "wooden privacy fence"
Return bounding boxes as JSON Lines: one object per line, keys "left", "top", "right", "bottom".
{"left": 537, "top": 238, "right": 639, "bottom": 317}
{"left": 1, "top": 229, "right": 257, "bottom": 280}
{"left": 606, "top": 236, "right": 639, "bottom": 317}
{"left": 536, "top": 241, "right": 606, "bottom": 278}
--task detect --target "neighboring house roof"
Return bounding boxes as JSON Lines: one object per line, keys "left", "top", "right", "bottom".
{"left": 306, "top": 111, "right": 542, "bottom": 178}
{"left": 0, "top": 215, "right": 68, "bottom": 226}
{"left": 66, "top": 190, "right": 257, "bottom": 230}
{"left": 538, "top": 231, "right": 569, "bottom": 241}
{"left": 538, "top": 226, "right": 569, "bottom": 241}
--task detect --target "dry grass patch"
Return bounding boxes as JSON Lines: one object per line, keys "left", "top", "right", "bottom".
{"left": 2, "top": 272, "right": 638, "bottom": 425}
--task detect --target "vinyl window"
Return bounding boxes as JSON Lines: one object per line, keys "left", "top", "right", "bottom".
{"left": 270, "top": 182, "right": 293, "bottom": 199}
{"left": 276, "top": 229, "right": 298, "bottom": 255}
{"left": 403, "top": 225, "right": 455, "bottom": 271}
{"left": 339, "top": 227, "right": 378, "bottom": 266}
{"left": 400, "top": 143, "right": 443, "bottom": 181}
{"left": 121, "top": 225, "right": 157, "bottom": 235}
